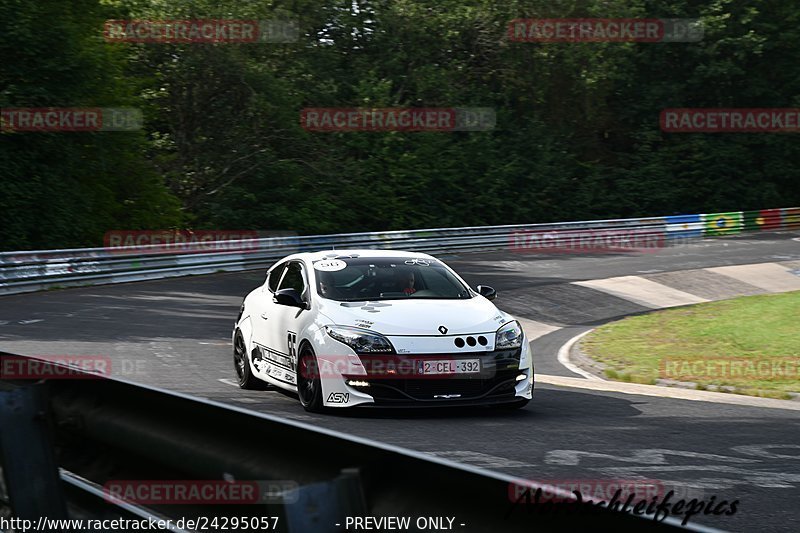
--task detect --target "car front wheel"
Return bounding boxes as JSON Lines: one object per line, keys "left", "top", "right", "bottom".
{"left": 234, "top": 330, "right": 261, "bottom": 389}
{"left": 297, "top": 345, "right": 323, "bottom": 412}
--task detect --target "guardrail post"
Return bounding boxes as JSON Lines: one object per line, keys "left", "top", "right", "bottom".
{"left": 283, "top": 468, "right": 367, "bottom": 532}
{"left": 0, "top": 384, "right": 68, "bottom": 524}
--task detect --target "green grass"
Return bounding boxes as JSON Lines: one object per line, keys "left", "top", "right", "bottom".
{"left": 581, "top": 291, "right": 800, "bottom": 399}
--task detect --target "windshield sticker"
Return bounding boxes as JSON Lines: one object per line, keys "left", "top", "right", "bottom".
{"left": 340, "top": 301, "right": 393, "bottom": 312}
{"left": 314, "top": 259, "right": 347, "bottom": 272}
{"left": 404, "top": 258, "right": 431, "bottom": 266}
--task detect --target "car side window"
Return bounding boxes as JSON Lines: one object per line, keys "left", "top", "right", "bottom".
{"left": 278, "top": 262, "right": 306, "bottom": 295}
{"left": 267, "top": 263, "right": 287, "bottom": 293}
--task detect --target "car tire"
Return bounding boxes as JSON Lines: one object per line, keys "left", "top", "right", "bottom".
{"left": 297, "top": 345, "right": 323, "bottom": 412}
{"left": 494, "top": 398, "right": 530, "bottom": 410}
{"left": 233, "top": 330, "right": 262, "bottom": 390}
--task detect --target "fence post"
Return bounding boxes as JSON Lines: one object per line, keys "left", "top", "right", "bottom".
{"left": 0, "top": 383, "right": 68, "bottom": 525}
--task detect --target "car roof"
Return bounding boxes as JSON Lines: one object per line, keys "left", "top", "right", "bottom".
{"left": 278, "top": 249, "right": 437, "bottom": 264}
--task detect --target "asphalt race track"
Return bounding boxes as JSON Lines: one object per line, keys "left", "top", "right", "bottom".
{"left": 2, "top": 231, "right": 800, "bottom": 532}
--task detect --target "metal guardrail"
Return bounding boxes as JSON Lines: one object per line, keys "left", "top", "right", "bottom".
{"left": 0, "top": 208, "right": 797, "bottom": 295}
{"left": 0, "top": 353, "right": 713, "bottom": 532}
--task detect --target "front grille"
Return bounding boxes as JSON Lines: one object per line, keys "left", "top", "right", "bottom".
{"left": 347, "top": 347, "right": 523, "bottom": 404}
{"left": 406, "top": 378, "right": 487, "bottom": 397}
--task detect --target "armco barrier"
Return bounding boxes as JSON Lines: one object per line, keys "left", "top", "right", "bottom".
{"left": 0, "top": 353, "right": 711, "bottom": 532}
{"left": 0, "top": 207, "right": 797, "bottom": 295}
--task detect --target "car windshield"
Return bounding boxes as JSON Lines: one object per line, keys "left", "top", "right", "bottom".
{"left": 313, "top": 257, "right": 472, "bottom": 301}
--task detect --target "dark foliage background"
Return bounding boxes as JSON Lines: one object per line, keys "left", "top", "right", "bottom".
{"left": 2, "top": 0, "right": 799, "bottom": 249}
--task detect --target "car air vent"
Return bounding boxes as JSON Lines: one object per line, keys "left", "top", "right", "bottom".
{"left": 454, "top": 336, "right": 488, "bottom": 348}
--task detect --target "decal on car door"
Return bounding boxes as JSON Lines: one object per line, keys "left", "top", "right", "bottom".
{"left": 253, "top": 344, "right": 296, "bottom": 386}
{"left": 327, "top": 392, "right": 350, "bottom": 404}
{"left": 287, "top": 332, "right": 297, "bottom": 370}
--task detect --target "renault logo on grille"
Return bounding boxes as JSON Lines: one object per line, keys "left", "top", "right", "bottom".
{"left": 438, "top": 326, "right": 448, "bottom": 334}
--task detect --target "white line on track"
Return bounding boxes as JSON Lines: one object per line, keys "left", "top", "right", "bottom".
{"left": 536, "top": 374, "right": 800, "bottom": 411}
{"left": 556, "top": 329, "right": 603, "bottom": 381}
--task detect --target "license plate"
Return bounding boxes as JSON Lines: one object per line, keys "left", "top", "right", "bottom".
{"left": 418, "top": 359, "right": 480, "bottom": 375}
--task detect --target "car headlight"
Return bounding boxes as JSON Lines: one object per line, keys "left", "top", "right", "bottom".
{"left": 325, "top": 326, "right": 395, "bottom": 354}
{"left": 496, "top": 320, "right": 523, "bottom": 349}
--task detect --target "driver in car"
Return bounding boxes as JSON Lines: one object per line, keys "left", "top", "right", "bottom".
{"left": 318, "top": 274, "right": 340, "bottom": 299}
{"left": 401, "top": 271, "right": 416, "bottom": 295}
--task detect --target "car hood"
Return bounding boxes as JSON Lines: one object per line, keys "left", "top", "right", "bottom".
{"left": 316, "top": 297, "right": 513, "bottom": 336}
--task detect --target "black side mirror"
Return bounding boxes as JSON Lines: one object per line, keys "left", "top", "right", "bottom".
{"left": 274, "top": 288, "right": 307, "bottom": 308}
{"left": 476, "top": 285, "right": 497, "bottom": 300}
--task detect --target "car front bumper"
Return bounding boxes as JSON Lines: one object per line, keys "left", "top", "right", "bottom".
{"left": 340, "top": 348, "right": 532, "bottom": 406}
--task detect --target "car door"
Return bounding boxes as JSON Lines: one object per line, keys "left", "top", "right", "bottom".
{"left": 264, "top": 261, "right": 311, "bottom": 387}
{"left": 251, "top": 261, "right": 287, "bottom": 350}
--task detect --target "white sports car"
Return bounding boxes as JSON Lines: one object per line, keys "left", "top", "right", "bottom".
{"left": 232, "top": 250, "right": 533, "bottom": 411}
